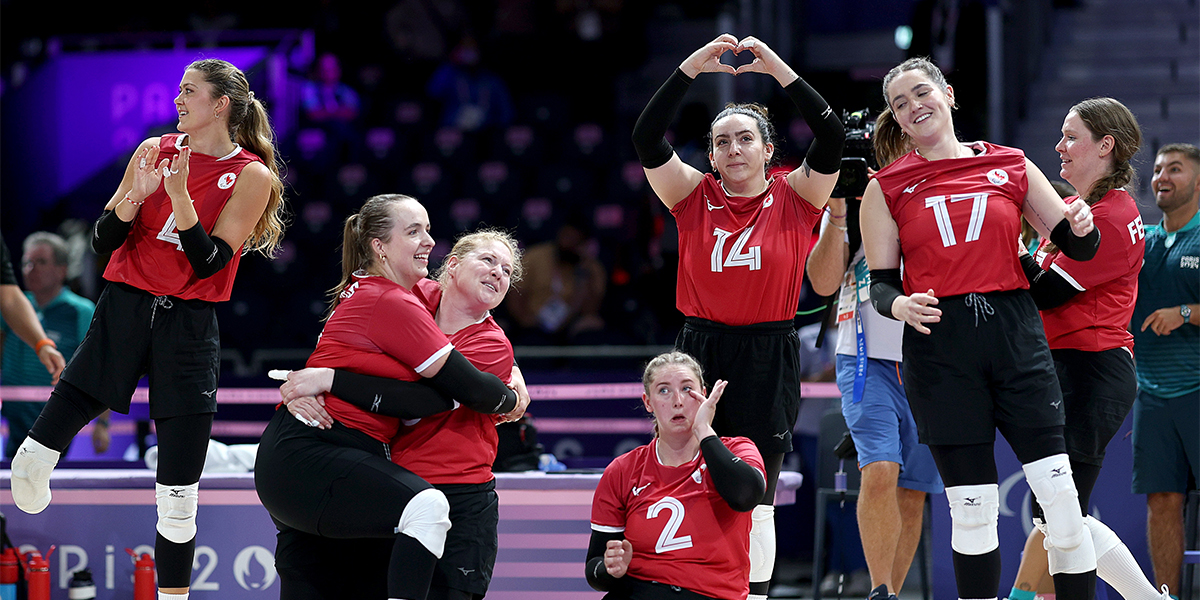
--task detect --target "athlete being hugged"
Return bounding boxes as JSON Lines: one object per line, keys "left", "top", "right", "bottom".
{"left": 254, "top": 197, "right": 520, "bottom": 600}
{"left": 860, "top": 57, "right": 1101, "bottom": 600}
{"left": 587, "top": 351, "right": 766, "bottom": 600}
{"left": 630, "top": 33, "right": 843, "bottom": 599}
{"left": 1007, "top": 99, "right": 1169, "bottom": 600}
{"left": 275, "top": 228, "right": 530, "bottom": 600}
{"left": 10, "top": 58, "right": 286, "bottom": 600}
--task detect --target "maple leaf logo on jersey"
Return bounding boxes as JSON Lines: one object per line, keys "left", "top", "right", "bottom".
{"left": 691, "top": 463, "right": 707, "bottom": 484}
{"left": 763, "top": 193, "right": 774, "bottom": 208}
{"left": 986, "top": 169, "right": 1009, "bottom": 186}
{"left": 218, "top": 172, "right": 238, "bottom": 189}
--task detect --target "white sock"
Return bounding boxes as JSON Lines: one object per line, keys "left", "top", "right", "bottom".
{"left": 158, "top": 592, "right": 189, "bottom": 600}
{"left": 1095, "top": 542, "right": 1161, "bottom": 600}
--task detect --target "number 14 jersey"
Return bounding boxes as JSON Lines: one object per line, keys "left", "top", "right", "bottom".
{"left": 672, "top": 174, "right": 823, "bottom": 325}
{"left": 875, "top": 142, "right": 1030, "bottom": 297}
{"left": 591, "top": 436, "right": 764, "bottom": 600}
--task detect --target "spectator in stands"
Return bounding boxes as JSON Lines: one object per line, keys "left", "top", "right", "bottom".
{"left": 1131, "top": 143, "right": 1200, "bottom": 596}
{"left": 426, "top": 35, "right": 515, "bottom": 132}
{"left": 807, "top": 165, "right": 944, "bottom": 600}
{"left": 301, "top": 52, "right": 361, "bottom": 161}
{"left": 1, "top": 232, "right": 98, "bottom": 459}
{"left": 586, "top": 351, "right": 766, "bottom": 600}
{"left": 506, "top": 218, "right": 606, "bottom": 344}
{"left": 0, "top": 233, "right": 66, "bottom": 389}
{"left": 630, "top": 34, "right": 843, "bottom": 599}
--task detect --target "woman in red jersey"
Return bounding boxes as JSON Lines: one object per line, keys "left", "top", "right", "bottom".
{"left": 587, "top": 351, "right": 766, "bottom": 600}
{"left": 254, "top": 196, "right": 520, "bottom": 600}
{"left": 10, "top": 58, "right": 286, "bottom": 600}
{"left": 1007, "top": 98, "right": 1168, "bottom": 600}
{"left": 860, "top": 57, "right": 1102, "bottom": 600}
{"left": 278, "top": 227, "right": 527, "bottom": 600}
{"left": 630, "top": 34, "right": 844, "bottom": 598}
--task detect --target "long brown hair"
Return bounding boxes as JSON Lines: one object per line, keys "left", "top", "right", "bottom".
{"left": 1068, "top": 97, "right": 1143, "bottom": 206}
{"left": 187, "top": 58, "right": 287, "bottom": 255}
{"left": 873, "top": 57, "right": 953, "bottom": 168}
{"left": 327, "top": 194, "right": 419, "bottom": 316}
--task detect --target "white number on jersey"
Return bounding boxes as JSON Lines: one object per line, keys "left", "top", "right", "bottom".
{"left": 924, "top": 193, "right": 989, "bottom": 247}
{"left": 157, "top": 213, "right": 184, "bottom": 250}
{"left": 1127, "top": 215, "right": 1145, "bottom": 244}
{"left": 711, "top": 226, "right": 761, "bottom": 272}
{"left": 647, "top": 496, "right": 693, "bottom": 553}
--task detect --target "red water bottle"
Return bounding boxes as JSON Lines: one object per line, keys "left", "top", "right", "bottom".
{"left": 23, "top": 546, "right": 54, "bottom": 600}
{"left": 0, "top": 547, "right": 18, "bottom": 600}
{"left": 126, "top": 549, "right": 156, "bottom": 600}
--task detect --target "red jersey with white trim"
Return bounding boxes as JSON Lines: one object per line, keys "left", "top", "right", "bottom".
{"left": 672, "top": 174, "right": 823, "bottom": 325}
{"left": 390, "top": 279, "right": 513, "bottom": 484}
{"left": 104, "top": 134, "right": 262, "bottom": 301}
{"left": 591, "top": 436, "right": 764, "bottom": 600}
{"left": 1035, "top": 189, "right": 1144, "bottom": 351}
{"left": 875, "top": 142, "right": 1030, "bottom": 297}
{"left": 307, "top": 274, "right": 453, "bottom": 444}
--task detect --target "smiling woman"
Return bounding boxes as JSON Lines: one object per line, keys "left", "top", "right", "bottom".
{"left": 8, "top": 57, "right": 286, "bottom": 600}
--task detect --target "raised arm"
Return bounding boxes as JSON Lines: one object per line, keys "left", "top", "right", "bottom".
{"left": 690, "top": 380, "right": 766, "bottom": 511}
{"left": 732, "top": 36, "right": 844, "bottom": 210}
{"left": 633, "top": 35, "right": 738, "bottom": 209}
{"left": 1021, "top": 158, "right": 1098, "bottom": 261}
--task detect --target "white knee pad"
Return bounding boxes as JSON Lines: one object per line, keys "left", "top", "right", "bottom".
{"left": 1083, "top": 515, "right": 1121, "bottom": 558}
{"left": 11, "top": 437, "right": 60, "bottom": 514}
{"left": 945, "top": 484, "right": 999, "bottom": 555}
{"left": 749, "top": 505, "right": 775, "bottom": 583}
{"left": 395, "top": 488, "right": 451, "bottom": 559}
{"left": 1023, "top": 455, "right": 1085, "bottom": 551}
{"left": 156, "top": 483, "right": 200, "bottom": 544}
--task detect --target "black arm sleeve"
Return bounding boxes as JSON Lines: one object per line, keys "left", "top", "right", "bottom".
{"left": 584, "top": 529, "right": 630, "bottom": 592}
{"left": 869, "top": 268, "right": 904, "bottom": 320}
{"left": 177, "top": 222, "right": 234, "bottom": 279}
{"left": 631, "top": 68, "right": 693, "bottom": 169}
{"left": 700, "top": 435, "right": 766, "bottom": 511}
{"left": 1048, "top": 218, "right": 1100, "bottom": 262}
{"left": 783, "top": 77, "right": 845, "bottom": 175}
{"left": 1019, "top": 253, "right": 1083, "bottom": 310}
{"left": 92, "top": 210, "right": 134, "bottom": 254}
{"left": 425, "top": 350, "right": 518, "bottom": 414}
{"left": 330, "top": 370, "right": 455, "bottom": 419}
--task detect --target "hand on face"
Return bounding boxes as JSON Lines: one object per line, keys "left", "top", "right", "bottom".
{"left": 689, "top": 379, "right": 726, "bottom": 440}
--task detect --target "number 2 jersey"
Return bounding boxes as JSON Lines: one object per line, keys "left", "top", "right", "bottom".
{"left": 104, "top": 134, "right": 263, "bottom": 301}
{"left": 590, "top": 436, "right": 764, "bottom": 600}
{"left": 1034, "top": 189, "right": 1144, "bottom": 351}
{"left": 672, "top": 174, "right": 823, "bottom": 325}
{"left": 874, "top": 142, "right": 1030, "bottom": 297}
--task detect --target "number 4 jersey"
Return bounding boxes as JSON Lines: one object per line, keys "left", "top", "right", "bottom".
{"left": 104, "top": 134, "right": 263, "bottom": 301}
{"left": 672, "top": 174, "right": 823, "bottom": 325}
{"left": 591, "top": 436, "right": 764, "bottom": 600}
{"left": 875, "top": 142, "right": 1030, "bottom": 297}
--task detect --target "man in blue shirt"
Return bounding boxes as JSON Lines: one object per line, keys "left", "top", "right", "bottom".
{"left": 1, "top": 232, "right": 97, "bottom": 458}
{"left": 1131, "top": 143, "right": 1200, "bottom": 597}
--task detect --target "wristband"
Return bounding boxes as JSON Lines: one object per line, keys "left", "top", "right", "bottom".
{"left": 123, "top": 192, "right": 144, "bottom": 206}
{"left": 35, "top": 338, "right": 57, "bottom": 353}
{"left": 826, "top": 208, "right": 847, "bottom": 219}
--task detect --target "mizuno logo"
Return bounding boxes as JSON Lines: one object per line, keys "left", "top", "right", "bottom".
{"left": 964, "top": 496, "right": 980, "bottom": 506}
{"left": 707, "top": 197, "right": 725, "bottom": 211}
{"left": 632, "top": 483, "right": 650, "bottom": 496}
{"left": 1050, "top": 400, "right": 1061, "bottom": 408}
{"left": 372, "top": 394, "right": 382, "bottom": 412}
{"left": 206, "top": 246, "right": 218, "bottom": 262}
{"left": 201, "top": 389, "right": 217, "bottom": 398}
{"left": 170, "top": 489, "right": 186, "bottom": 498}
{"left": 1051, "top": 467, "right": 1067, "bottom": 477}
{"left": 903, "top": 179, "right": 927, "bottom": 194}
{"left": 773, "top": 432, "right": 787, "bottom": 439}
{"left": 458, "top": 567, "right": 475, "bottom": 576}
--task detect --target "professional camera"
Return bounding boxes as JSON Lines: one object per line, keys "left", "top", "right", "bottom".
{"left": 830, "top": 109, "right": 877, "bottom": 199}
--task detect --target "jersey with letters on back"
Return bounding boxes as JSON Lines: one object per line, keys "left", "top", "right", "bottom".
{"left": 591, "top": 436, "right": 764, "bottom": 600}
{"left": 390, "top": 278, "right": 513, "bottom": 484}
{"left": 307, "top": 274, "right": 453, "bottom": 444}
{"left": 875, "top": 142, "right": 1030, "bottom": 297}
{"left": 673, "top": 174, "right": 823, "bottom": 325}
{"left": 104, "top": 134, "right": 262, "bottom": 301}
{"left": 1035, "top": 189, "right": 1144, "bottom": 351}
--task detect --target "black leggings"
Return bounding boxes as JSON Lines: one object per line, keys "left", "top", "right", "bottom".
{"left": 29, "top": 381, "right": 213, "bottom": 588}
{"left": 927, "top": 423, "right": 1065, "bottom": 488}
{"left": 761, "top": 453, "right": 786, "bottom": 505}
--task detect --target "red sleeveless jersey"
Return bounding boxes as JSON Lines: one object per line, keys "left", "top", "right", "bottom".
{"left": 1035, "top": 189, "right": 1144, "bottom": 351}
{"left": 390, "top": 279, "right": 514, "bottom": 484}
{"left": 672, "top": 174, "right": 823, "bottom": 325}
{"left": 104, "top": 134, "right": 262, "bottom": 301}
{"left": 308, "top": 274, "right": 453, "bottom": 444}
{"left": 591, "top": 436, "right": 764, "bottom": 600}
{"left": 875, "top": 142, "right": 1029, "bottom": 297}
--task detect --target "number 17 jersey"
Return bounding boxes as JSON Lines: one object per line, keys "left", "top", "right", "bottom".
{"left": 672, "top": 174, "right": 823, "bottom": 325}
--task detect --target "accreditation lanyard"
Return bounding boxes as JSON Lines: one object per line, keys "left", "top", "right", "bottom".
{"left": 839, "top": 258, "right": 872, "bottom": 404}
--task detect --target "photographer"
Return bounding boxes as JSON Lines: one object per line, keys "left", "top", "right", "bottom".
{"left": 805, "top": 110, "right": 942, "bottom": 600}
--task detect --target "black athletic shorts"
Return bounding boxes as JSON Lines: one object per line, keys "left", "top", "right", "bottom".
{"left": 60, "top": 282, "right": 220, "bottom": 418}
{"left": 432, "top": 480, "right": 499, "bottom": 596}
{"left": 1054, "top": 347, "right": 1137, "bottom": 466}
{"left": 603, "top": 577, "right": 723, "bottom": 600}
{"left": 902, "top": 289, "right": 1063, "bottom": 446}
{"left": 676, "top": 318, "right": 801, "bottom": 455}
